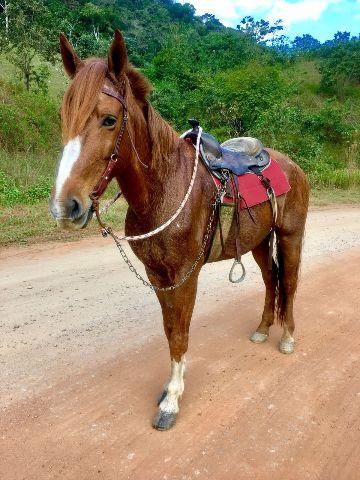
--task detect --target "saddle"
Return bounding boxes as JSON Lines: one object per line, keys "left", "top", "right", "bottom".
{"left": 182, "top": 119, "right": 277, "bottom": 283}
{"left": 183, "top": 119, "right": 270, "bottom": 178}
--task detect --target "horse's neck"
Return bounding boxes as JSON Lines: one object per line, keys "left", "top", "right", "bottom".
{"left": 116, "top": 115, "right": 188, "bottom": 218}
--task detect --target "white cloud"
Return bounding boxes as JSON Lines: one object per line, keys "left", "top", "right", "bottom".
{"left": 181, "top": 0, "right": 341, "bottom": 28}
{"left": 178, "top": 0, "right": 243, "bottom": 26}
{"left": 267, "top": 0, "right": 341, "bottom": 27}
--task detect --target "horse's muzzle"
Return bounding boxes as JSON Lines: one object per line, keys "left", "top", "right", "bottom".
{"left": 49, "top": 196, "right": 93, "bottom": 230}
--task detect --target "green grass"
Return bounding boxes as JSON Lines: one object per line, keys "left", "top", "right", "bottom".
{"left": 309, "top": 169, "right": 360, "bottom": 189}
{"left": 1, "top": 188, "right": 359, "bottom": 248}
{"left": 0, "top": 197, "right": 128, "bottom": 247}
{"left": 310, "top": 187, "right": 360, "bottom": 206}
{"left": 0, "top": 154, "right": 55, "bottom": 207}
{"left": 0, "top": 54, "right": 68, "bottom": 100}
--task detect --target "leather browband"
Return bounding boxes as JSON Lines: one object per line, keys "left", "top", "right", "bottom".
{"left": 102, "top": 86, "right": 127, "bottom": 109}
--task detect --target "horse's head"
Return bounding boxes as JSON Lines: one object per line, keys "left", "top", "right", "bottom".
{"left": 49, "top": 30, "right": 152, "bottom": 229}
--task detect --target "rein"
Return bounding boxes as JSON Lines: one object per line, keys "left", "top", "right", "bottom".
{"left": 90, "top": 81, "right": 204, "bottom": 243}
{"left": 89, "top": 77, "right": 225, "bottom": 292}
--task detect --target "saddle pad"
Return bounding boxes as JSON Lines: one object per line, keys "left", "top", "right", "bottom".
{"left": 212, "top": 158, "right": 291, "bottom": 209}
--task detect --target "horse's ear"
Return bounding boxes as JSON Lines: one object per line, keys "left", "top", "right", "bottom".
{"left": 108, "top": 29, "right": 128, "bottom": 80}
{"left": 60, "top": 33, "right": 83, "bottom": 79}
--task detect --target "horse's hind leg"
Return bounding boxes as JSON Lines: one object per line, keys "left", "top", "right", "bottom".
{"left": 276, "top": 231, "right": 304, "bottom": 354}
{"left": 250, "top": 237, "right": 276, "bottom": 344}
{"left": 151, "top": 274, "right": 199, "bottom": 431}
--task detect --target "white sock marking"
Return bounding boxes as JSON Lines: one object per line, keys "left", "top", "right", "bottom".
{"left": 160, "top": 357, "right": 186, "bottom": 414}
{"left": 55, "top": 136, "right": 82, "bottom": 200}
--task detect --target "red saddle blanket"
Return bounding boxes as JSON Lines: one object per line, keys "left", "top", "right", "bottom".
{"left": 212, "top": 158, "right": 291, "bottom": 209}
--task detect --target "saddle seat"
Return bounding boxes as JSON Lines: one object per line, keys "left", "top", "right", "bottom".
{"left": 183, "top": 120, "right": 270, "bottom": 177}
{"left": 201, "top": 132, "right": 270, "bottom": 176}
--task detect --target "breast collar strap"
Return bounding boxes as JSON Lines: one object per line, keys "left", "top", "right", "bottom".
{"left": 90, "top": 83, "right": 128, "bottom": 202}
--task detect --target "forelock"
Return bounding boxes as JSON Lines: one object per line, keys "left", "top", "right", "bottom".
{"left": 61, "top": 59, "right": 107, "bottom": 141}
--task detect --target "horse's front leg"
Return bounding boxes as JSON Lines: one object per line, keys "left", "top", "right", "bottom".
{"left": 151, "top": 274, "right": 199, "bottom": 431}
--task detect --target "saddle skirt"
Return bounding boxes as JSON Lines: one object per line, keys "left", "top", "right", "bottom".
{"left": 212, "top": 156, "right": 291, "bottom": 210}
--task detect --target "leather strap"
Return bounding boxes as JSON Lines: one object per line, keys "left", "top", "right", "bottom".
{"left": 250, "top": 166, "right": 277, "bottom": 270}
{"left": 231, "top": 174, "right": 242, "bottom": 263}
{"left": 90, "top": 84, "right": 128, "bottom": 202}
{"left": 91, "top": 154, "right": 119, "bottom": 200}
{"left": 102, "top": 86, "right": 127, "bottom": 108}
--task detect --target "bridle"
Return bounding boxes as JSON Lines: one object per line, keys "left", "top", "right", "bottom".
{"left": 90, "top": 81, "right": 128, "bottom": 214}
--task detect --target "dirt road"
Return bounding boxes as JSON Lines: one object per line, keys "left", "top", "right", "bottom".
{"left": 1, "top": 207, "right": 360, "bottom": 480}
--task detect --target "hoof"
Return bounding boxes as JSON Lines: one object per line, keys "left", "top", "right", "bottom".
{"left": 250, "top": 332, "right": 269, "bottom": 344}
{"left": 279, "top": 339, "right": 295, "bottom": 354}
{"left": 152, "top": 410, "right": 177, "bottom": 431}
{"left": 157, "top": 389, "right": 167, "bottom": 406}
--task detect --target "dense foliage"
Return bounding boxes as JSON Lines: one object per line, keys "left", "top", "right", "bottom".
{"left": 0, "top": 0, "right": 359, "bottom": 206}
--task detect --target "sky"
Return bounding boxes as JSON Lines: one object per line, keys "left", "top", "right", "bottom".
{"left": 179, "top": 0, "right": 360, "bottom": 41}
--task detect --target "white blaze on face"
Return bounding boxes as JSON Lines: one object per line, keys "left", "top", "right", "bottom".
{"left": 159, "top": 357, "right": 186, "bottom": 414}
{"left": 55, "top": 136, "right": 82, "bottom": 200}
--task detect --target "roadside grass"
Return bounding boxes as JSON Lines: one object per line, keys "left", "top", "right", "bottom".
{"left": 0, "top": 151, "right": 59, "bottom": 187}
{"left": 309, "top": 169, "right": 360, "bottom": 189}
{"left": 310, "top": 187, "right": 360, "bottom": 206}
{"left": 1, "top": 187, "right": 359, "bottom": 247}
{"left": 0, "top": 197, "right": 128, "bottom": 247}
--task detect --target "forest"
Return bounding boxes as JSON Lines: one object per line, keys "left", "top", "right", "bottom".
{"left": 0, "top": 0, "right": 359, "bottom": 222}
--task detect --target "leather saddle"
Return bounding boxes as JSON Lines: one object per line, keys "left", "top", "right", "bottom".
{"left": 183, "top": 119, "right": 270, "bottom": 178}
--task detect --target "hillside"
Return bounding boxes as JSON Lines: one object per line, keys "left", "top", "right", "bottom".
{"left": 0, "top": 0, "right": 359, "bottom": 223}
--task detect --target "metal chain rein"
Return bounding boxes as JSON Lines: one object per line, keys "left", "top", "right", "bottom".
{"left": 108, "top": 183, "right": 225, "bottom": 292}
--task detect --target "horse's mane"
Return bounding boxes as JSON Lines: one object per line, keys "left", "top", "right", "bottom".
{"left": 61, "top": 59, "right": 179, "bottom": 165}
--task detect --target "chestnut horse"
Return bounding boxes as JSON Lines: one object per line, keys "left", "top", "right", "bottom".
{"left": 49, "top": 30, "right": 309, "bottom": 430}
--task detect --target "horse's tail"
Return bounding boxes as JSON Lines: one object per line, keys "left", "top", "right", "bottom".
{"left": 272, "top": 237, "right": 286, "bottom": 325}
{"left": 272, "top": 232, "right": 304, "bottom": 325}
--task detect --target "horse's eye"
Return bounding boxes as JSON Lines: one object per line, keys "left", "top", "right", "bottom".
{"left": 102, "top": 116, "right": 117, "bottom": 128}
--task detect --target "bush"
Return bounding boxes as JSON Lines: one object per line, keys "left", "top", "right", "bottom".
{"left": 303, "top": 99, "right": 354, "bottom": 143}
{"left": 192, "top": 62, "right": 290, "bottom": 138}
{"left": 0, "top": 80, "right": 59, "bottom": 153}
{"left": 0, "top": 170, "right": 23, "bottom": 206}
{"left": 319, "top": 39, "right": 360, "bottom": 98}
{"left": 0, "top": 169, "right": 51, "bottom": 207}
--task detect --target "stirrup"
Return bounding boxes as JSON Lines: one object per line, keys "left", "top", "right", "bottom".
{"left": 229, "top": 259, "right": 246, "bottom": 284}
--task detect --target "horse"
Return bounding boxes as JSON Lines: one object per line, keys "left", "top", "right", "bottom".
{"left": 49, "top": 30, "right": 310, "bottom": 431}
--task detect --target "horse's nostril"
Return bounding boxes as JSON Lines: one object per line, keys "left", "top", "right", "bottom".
{"left": 67, "top": 197, "right": 83, "bottom": 220}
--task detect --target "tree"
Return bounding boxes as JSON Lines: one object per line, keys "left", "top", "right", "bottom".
{"left": 236, "top": 16, "right": 283, "bottom": 43}
{"left": 199, "top": 13, "right": 223, "bottom": 31}
{"left": 324, "top": 31, "right": 351, "bottom": 47}
{"left": 0, "top": 0, "right": 9, "bottom": 38}
{"left": 292, "top": 34, "right": 321, "bottom": 54}
{"left": 319, "top": 39, "right": 360, "bottom": 98}
{"left": 168, "top": 2, "right": 196, "bottom": 23}
{"left": 0, "top": 0, "right": 57, "bottom": 91}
